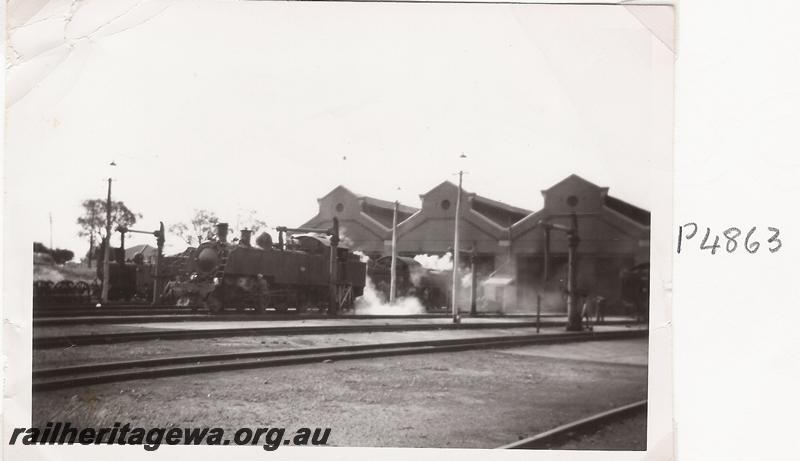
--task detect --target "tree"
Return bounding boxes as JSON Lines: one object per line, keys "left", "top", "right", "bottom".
{"left": 51, "top": 248, "right": 75, "bottom": 264}
{"left": 232, "top": 209, "right": 268, "bottom": 239}
{"left": 77, "top": 199, "right": 141, "bottom": 267}
{"left": 168, "top": 222, "right": 193, "bottom": 246}
{"left": 169, "top": 209, "right": 219, "bottom": 247}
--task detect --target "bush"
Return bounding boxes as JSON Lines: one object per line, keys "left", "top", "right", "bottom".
{"left": 33, "top": 242, "right": 75, "bottom": 264}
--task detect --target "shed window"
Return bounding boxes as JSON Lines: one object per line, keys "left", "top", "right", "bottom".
{"left": 566, "top": 196, "right": 579, "bottom": 207}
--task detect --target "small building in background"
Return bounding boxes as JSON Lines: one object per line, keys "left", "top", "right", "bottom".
{"left": 124, "top": 244, "right": 158, "bottom": 264}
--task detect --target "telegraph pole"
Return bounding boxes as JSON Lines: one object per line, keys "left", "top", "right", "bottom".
{"left": 49, "top": 213, "right": 53, "bottom": 249}
{"left": 451, "top": 170, "right": 463, "bottom": 323}
{"left": 389, "top": 200, "right": 399, "bottom": 303}
{"left": 100, "top": 161, "right": 116, "bottom": 304}
{"left": 101, "top": 177, "right": 112, "bottom": 303}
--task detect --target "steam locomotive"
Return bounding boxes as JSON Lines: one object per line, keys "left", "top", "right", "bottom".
{"left": 367, "top": 256, "right": 450, "bottom": 310}
{"left": 165, "top": 220, "right": 366, "bottom": 314}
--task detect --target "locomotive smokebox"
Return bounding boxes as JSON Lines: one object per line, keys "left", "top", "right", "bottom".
{"left": 240, "top": 229, "right": 252, "bottom": 247}
{"left": 217, "top": 223, "right": 229, "bottom": 243}
{"left": 197, "top": 248, "right": 218, "bottom": 272}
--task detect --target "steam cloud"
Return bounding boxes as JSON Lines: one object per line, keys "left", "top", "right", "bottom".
{"left": 337, "top": 226, "right": 355, "bottom": 249}
{"left": 413, "top": 253, "right": 452, "bottom": 271}
{"left": 354, "top": 276, "right": 426, "bottom": 315}
{"left": 351, "top": 250, "right": 426, "bottom": 315}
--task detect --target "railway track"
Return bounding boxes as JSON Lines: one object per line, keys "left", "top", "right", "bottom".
{"left": 35, "top": 302, "right": 181, "bottom": 309}
{"left": 498, "top": 399, "right": 647, "bottom": 449}
{"left": 33, "top": 312, "right": 566, "bottom": 326}
{"left": 33, "top": 329, "right": 647, "bottom": 391}
{"left": 34, "top": 308, "right": 194, "bottom": 318}
{"left": 34, "top": 320, "right": 642, "bottom": 349}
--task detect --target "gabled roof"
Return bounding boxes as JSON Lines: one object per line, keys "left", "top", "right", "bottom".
{"left": 541, "top": 173, "right": 649, "bottom": 226}
{"left": 357, "top": 194, "right": 418, "bottom": 229}
{"left": 361, "top": 202, "right": 417, "bottom": 228}
{"left": 419, "top": 180, "right": 459, "bottom": 198}
{"left": 360, "top": 196, "right": 418, "bottom": 215}
{"left": 511, "top": 173, "right": 651, "bottom": 238}
{"left": 421, "top": 180, "right": 531, "bottom": 227}
{"left": 541, "top": 173, "right": 608, "bottom": 195}
{"left": 470, "top": 195, "right": 531, "bottom": 227}
{"left": 316, "top": 185, "right": 418, "bottom": 218}
{"left": 125, "top": 244, "right": 156, "bottom": 261}
{"left": 307, "top": 185, "right": 418, "bottom": 233}
{"left": 604, "top": 195, "right": 650, "bottom": 226}
{"left": 317, "top": 185, "right": 359, "bottom": 202}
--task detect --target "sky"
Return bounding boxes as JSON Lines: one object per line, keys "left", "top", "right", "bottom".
{"left": 5, "top": 0, "right": 674, "bottom": 257}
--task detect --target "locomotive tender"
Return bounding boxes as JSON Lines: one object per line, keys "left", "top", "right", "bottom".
{"left": 167, "top": 219, "right": 366, "bottom": 314}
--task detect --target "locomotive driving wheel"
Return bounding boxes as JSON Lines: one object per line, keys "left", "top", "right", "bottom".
{"left": 205, "top": 292, "right": 224, "bottom": 314}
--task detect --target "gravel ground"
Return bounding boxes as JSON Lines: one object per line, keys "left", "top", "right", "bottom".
{"left": 552, "top": 411, "right": 647, "bottom": 450}
{"left": 33, "top": 325, "right": 646, "bottom": 369}
{"left": 32, "top": 339, "right": 648, "bottom": 449}
{"left": 495, "top": 338, "right": 648, "bottom": 366}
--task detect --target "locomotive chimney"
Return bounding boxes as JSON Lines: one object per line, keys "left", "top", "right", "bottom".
{"left": 217, "top": 223, "right": 229, "bottom": 243}
{"left": 240, "top": 229, "right": 252, "bottom": 247}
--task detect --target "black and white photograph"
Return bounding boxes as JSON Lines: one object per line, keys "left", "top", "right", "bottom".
{"left": 4, "top": 0, "right": 675, "bottom": 457}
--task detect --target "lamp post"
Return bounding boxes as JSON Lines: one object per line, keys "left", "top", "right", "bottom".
{"left": 100, "top": 161, "right": 117, "bottom": 304}
{"left": 451, "top": 154, "right": 468, "bottom": 323}
{"left": 389, "top": 199, "right": 399, "bottom": 304}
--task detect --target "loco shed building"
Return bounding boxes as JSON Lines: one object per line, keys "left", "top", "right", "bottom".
{"left": 301, "top": 174, "right": 650, "bottom": 314}
{"left": 300, "top": 185, "right": 418, "bottom": 256}
{"left": 502, "top": 174, "right": 650, "bottom": 313}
